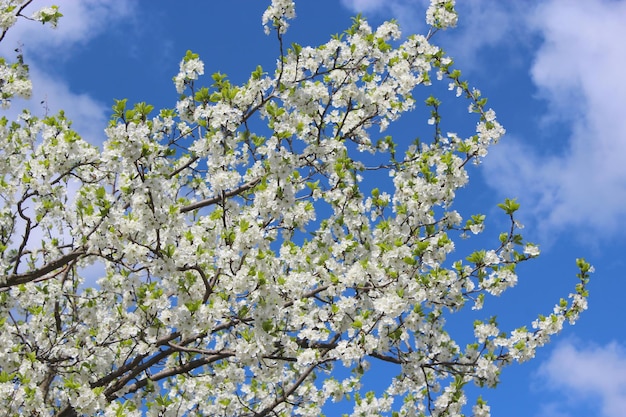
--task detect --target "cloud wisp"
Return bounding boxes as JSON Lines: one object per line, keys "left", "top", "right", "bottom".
{"left": 340, "top": 0, "right": 626, "bottom": 239}
{"left": 536, "top": 341, "right": 626, "bottom": 417}
{"left": 339, "top": 0, "right": 527, "bottom": 70}
{"left": 483, "top": 0, "right": 626, "bottom": 239}
{"left": 340, "top": 0, "right": 429, "bottom": 34}
{"left": 0, "top": 0, "right": 137, "bottom": 143}
{"left": 1, "top": 0, "right": 136, "bottom": 59}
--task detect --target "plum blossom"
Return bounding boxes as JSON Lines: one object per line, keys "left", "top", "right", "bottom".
{"left": 0, "top": 1, "right": 592, "bottom": 416}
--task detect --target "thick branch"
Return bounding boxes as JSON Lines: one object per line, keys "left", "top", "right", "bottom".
{"left": 180, "top": 178, "right": 260, "bottom": 213}
{"left": 1, "top": 250, "right": 86, "bottom": 289}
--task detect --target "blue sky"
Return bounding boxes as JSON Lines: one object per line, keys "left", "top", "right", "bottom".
{"left": 2, "top": 0, "right": 626, "bottom": 416}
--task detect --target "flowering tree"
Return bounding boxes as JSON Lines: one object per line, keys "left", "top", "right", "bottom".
{"left": 0, "top": 1, "right": 592, "bottom": 416}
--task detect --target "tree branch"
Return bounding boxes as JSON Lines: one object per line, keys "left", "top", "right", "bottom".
{"left": 180, "top": 178, "right": 261, "bottom": 213}
{"left": 1, "top": 250, "right": 86, "bottom": 289}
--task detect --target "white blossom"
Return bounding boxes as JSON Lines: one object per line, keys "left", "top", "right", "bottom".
{"left": 426, "top": 0, "right": 458, "bottom": 29}
{"left": 0, "top": 1, "right": 593, "bottom": 416}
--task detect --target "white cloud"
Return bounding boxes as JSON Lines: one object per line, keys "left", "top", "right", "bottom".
{"left": 440, "top": 0, "right": 527, "bottom": 69}
{"left": 340, "top": 0, "right": 429, "bottom": 33}
{"left": 536, "top": 341, "right": 626, "bottom": 417}
{"left": 340, "top": 0, "right": 389, "bottom": 13}
{"left": 339, "top": 0, "right": 526, "bottom": 68}
{"left": 1, "top": 0, "right": 136, "bottom": 59}
{"left": 27, "top": 67, "right": 108, "bottom": 143}
{"left": 483, "top": 0, "right": 626, "bottom": 238}
{"left": 535, "top": 403, "right": 573, "bottom": 417}
{"left": 0, "top": 0, "right": 137, "bottom": 143}
{"left": 338, "top": 0, "right": 626, "bottom": 239}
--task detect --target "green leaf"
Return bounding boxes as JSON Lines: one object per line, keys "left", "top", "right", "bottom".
{"left": 425, "top": 95, "right": 441, "bottom": 106}
{"left": 251, "top": 65, "right": 264, "bottom": 80}
{"left": 262, "top": 319, "right": 273, "bottom": 332}
{"left": 185, "top": 300, "right": 202, "bottom": 313}
{"left": 576, "top": 258, "right": 591, "bottom": 273}
{"left": 183, "top": 50, "right": 199, "bottom": 62}
{"left": 112, "top": 98, "right": 127, "bottom": 119}
{"left": 497, "top": 198, "right": 520, "bottom": 215}
{"left": 291, "top": 42, "right": 302, "bottom": 56}
{"left": 0, "top": 371, "right": 14, "bottom": 383}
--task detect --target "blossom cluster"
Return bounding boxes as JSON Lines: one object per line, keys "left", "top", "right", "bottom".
{"left": 0, "top": 1, "right": 591, "bottom": 417}
{"left": 426, "top": 0, "right": 458, "bottom": 30}
{"left": 262, "top": 0, "right": 296, "bottom": 35}
{"left": 0, "top": 1, "right": 62, "bottom": 108}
